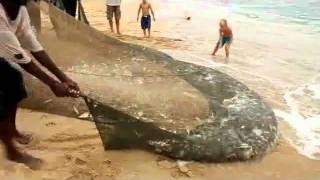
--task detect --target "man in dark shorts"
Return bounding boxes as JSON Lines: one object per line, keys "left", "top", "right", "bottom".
{"left": 0, "top": 0, "right": 80, "bottom": 169}
{"left": 62, "top": 0, "right": 77, "bottom": 17}
{"left": 137, "top": 0, "right": 155, "bottom": 38}
{"left": 106, "top": 0, "right": 121, "bottom": 34}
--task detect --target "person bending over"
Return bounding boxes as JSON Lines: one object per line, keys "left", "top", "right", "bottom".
{"left": 0, "top": 0, "right": 80, "bottom": 169}
{"left": 137, "top": 0, "right": 155, "bottom": 38}
{"left": 212, "top": 19, "right": 233, "bottom": 61}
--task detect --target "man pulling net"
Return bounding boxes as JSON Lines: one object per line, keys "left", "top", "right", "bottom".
{"left": 0, "top": 0, "right": 80, "bottom": 169}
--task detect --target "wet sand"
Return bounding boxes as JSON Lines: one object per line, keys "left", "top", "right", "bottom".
{"left": 0, "top": 109, "right": 320, "bottom": 180}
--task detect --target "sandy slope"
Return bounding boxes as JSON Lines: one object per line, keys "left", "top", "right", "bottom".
{"left": 0, "top": 109, "right": 319, "bottom": 180}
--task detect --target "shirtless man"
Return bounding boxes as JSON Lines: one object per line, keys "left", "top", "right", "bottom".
{"left": 212, "top": 19, "right": 233, "bottom": 60}
{"left": 137, "top": 0, "right": 155, "bottom": 38}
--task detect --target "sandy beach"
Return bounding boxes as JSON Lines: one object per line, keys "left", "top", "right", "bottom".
{"left": 1, "top": 0, "right": 320, "bottom": 179}
{"left": 0, "top": 109, "right": 319, "bottom": 180}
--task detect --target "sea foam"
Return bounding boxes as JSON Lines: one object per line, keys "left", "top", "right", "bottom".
{"left": 274, "top": 75, "right": 320, "bottom": 160}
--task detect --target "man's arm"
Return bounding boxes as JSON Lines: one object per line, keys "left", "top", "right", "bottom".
{"left": 137, "top": 4, "right": 142, "bottom": 22}
{"left": 150, "top": 4, "right": 155, "bottom": 21}
{"left": 0, "top": 9, "right": 78, "bottom": 97}
{"left": 20, "top": 7, "right": 79, "bottom": 91}
{"left": 31, "top": 51, "right": 79, "bottom": 91}
{"left": 31, "top": 51, "right": 67, "bottom": 82}
{"left": 20, "top": 60, "right": 76, "bottom": 97}
{"left": 217, "top": 29, "right": 223, "bottom": 43}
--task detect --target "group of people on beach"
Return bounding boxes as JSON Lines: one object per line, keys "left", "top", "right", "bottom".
{"left": 0, "top": 0, "right": 233, "bottom": 170}
{"left": 105, "top": 0, "right": 233, "bottom": 58}
{"left": 59, "top": 0, "right": 233, "bottom": 59}
{"left": 58, "top": 0, "right": 156, "bottom": 38}
{"left": 106, "top": 0, "right": 155, "bottom": 38}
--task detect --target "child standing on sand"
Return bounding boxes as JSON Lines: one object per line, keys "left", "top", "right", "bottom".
{"left": 212, "top": 19, "right": 233, "bottom": 60}
{"left": 137, "top": 0, "right": 155, "bottom": 38}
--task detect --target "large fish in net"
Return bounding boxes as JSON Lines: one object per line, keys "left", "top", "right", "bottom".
{"left": 22, "top": 1, "right": 278, "bottom": 162}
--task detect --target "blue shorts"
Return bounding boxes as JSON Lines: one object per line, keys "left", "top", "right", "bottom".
{"left": 141, "top": 15, "right": 151, "bottom": 30}
{"left": 221, "top": 36, "right": 231, "bottom": 47}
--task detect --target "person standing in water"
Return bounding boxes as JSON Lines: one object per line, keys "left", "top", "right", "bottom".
{"left": 212, "top": 19, "right": 233, "bottom": 60}
{"left": 62, "top": 0, "right": 77, "bottom": 17}
{"left": 106, "top": 0, "right": 121, "bottom": 34}
{"left": 137, "top": 0, "right": 155, "bottom": 38}
{"left": 0, "top": 0, "right": 80, "bottom": 169}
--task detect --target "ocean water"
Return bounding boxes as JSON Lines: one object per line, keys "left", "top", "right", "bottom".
{"left": 161, "top": 0, "right": 320, "bottom": 31}
{"left": 83, "top": 0, "right": 320, "bottom": 159}
{"left": 231, "top": 0, "right": 320, "bottom": 33}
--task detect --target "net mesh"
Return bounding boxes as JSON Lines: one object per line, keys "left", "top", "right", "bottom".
{"left": 22, "top": 1, "right": 278, "bottom": 162}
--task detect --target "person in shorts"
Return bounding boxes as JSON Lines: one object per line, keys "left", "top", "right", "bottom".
{"left": 62, "top": 0, "right": 77, "bottom": 17}
{"left": 137, "top": 0, "right": 155, "bottom": 38}
{"left": 106, "top": 0, "right": 121, "bottom": 34}
{"left": 0, "top": 0, "right": 80, "bottom": 169}
{"left": 211, "top": 19, "right": 233, "bottom": 61}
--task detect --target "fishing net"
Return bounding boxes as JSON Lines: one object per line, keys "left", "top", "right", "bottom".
{"left": 23, "top": 1, "right": 278, "bottom": 162}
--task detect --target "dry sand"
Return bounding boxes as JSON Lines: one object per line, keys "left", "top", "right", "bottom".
{"left": 0, "top": 109, "right": 320, "bottom": 180}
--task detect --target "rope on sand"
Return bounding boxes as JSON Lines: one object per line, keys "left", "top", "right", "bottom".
{"left": 66, "top": 70, "right": 197, "bottom": 78}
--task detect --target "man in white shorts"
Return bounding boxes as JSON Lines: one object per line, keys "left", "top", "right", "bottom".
{"left": 106, "top": 0, "right": 121, "bottom": 34}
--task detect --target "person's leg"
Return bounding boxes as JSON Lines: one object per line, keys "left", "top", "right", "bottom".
{"left": 0, "top": 105, "right": 22, "bottom": 160}
{"left": 62, "top": 0, "right": 69, "bottom": 11}
{"left": 0, "top": 60, "right": 33, "bottom": 144}
{"left": 107, "top": 6, "right": 114, "bottom": 33}
{"left": 147, "top": 16, "right": 151, "bottom": 38}
{"left": 225, "top": 43, "right": 231, "bottom": 58}
{"left": 211, "top": 41, "right": 220, "bottom": 55}
{"left": 143, "top": 29, "right": 147, "bottom": 37}
{"left": 68, "top": 0, "right": 77, "bottom": 17}
{"left": 0, "top": 105, "right": 42, "bottom": 170}
{"left": 0, "top": 59, "right": 42, "bottom": 169}
{"left": 141, "top": 17, "right": 146, "bottom": 37}
{"left": 7, "top": 104, "right": 32, "bottom": 144}
{"left": 0, "top": 130, "right": 42, "bottom": 170}
{"left": 148, "top": 28, "right": 151, "bottom": 38}
{"left": 109, "top": 19, "right": 114, "bottom": 33}
{"left": 115, "top": 6, "right": 121, "bottom": 35}
{"left": 62, "top": 0, "right": 76, "bottom": 17}
{"left": 115, "top": 19, "right": 121, "bottom": 35}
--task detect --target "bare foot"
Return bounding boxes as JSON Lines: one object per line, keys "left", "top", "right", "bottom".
{"left": 117, "top": 31, "right": 121, "bottom": 35}
{"left": 14, "top": 132, "right": 33, "bottom": 145}
{"left": 211, "top": 53, "right": 216, "bottom": 56}
{"left": 8, "top": 152, "right": 43, "bottom": 170}
{"left": 225, "top": 57, "right": 230, "bottom": 64}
